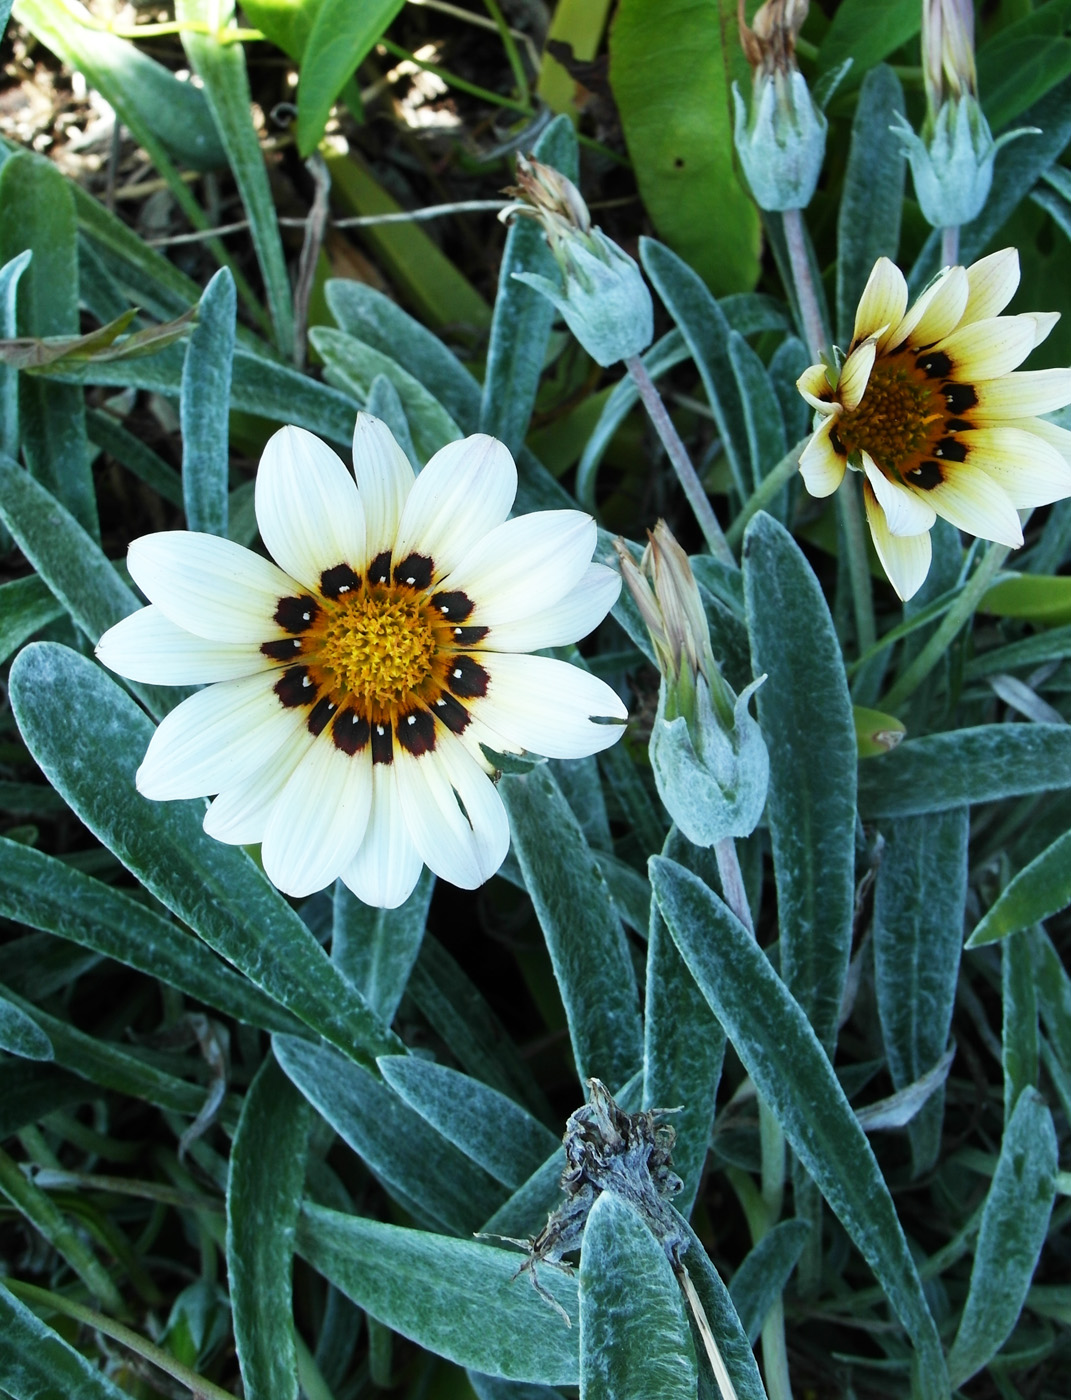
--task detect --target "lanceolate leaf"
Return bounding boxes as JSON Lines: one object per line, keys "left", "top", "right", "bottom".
{"left": 8, "top": 644, "right": 400, "bottom": 1069}
{"left": 729, "top": 1219, "right": 811, "bottom": 1344}
{"left": 947, "top": 1091, "right": 1058, "bottom": 1387}
{"left": 651, "top": 857, "right": 947, "bottom": 1396}
{"left": 0, "top": 1284, "right": 131, "bottom": 1400}
{"left": 499, "top": 767, "right": 643, "bottom": 1091}
{"left": 332, "top": 869, "right": 433, "bottom": 1023}
{"left": 968, "top": 829, "right": 1071, "bottom": 947}
{"left": 296, "top": 0, "right": 405, "bottom": 157}
{"left": 579, "top": 1192, "right": 697, "bottom": 1400}
{"left": 227, "top": 1055, "right": 311, "bottom": 1400}
{"left": 181, "top": 267, "right": 235, "bottom": 538}
{"left": 0, "top": 988, "right": 52, "bottom": 1060}
{"left": 297, "top": 1205, "right": 579, "bottom": 1384}
{"left": 743, "top": 512, "right": 856, "bottom": 1054}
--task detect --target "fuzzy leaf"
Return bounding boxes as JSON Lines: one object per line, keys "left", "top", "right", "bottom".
{"left": 181, "top": 267, "right": 235, "bottom": 537}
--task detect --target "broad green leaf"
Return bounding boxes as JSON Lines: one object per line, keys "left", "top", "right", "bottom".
{"left": 228, "top": 1054, "right": 310, "bottom": 1400}
{"left": 480, "top": 115, "right": 577, "bottom": 454}
{"left": 297, "top": 0, "right": 404, "bottom": 156}
{"left": 609, "top": 0, "right": 759, "bottom": 295}
{"left": 983, "top": 572, "right": 1071, "bottom": 625}
{"left": 817, "top": 0, "right": 919, "bottom": 75}
{"left": 15, "top": 0, "right": 226, "bottom": 171}
{"left": 873, "top": 810, "right": 968, "bottom": 1175}
{"left": 310, "top": 327, "right": 460, "bottom": 461}
{"left": 858, "top": 724, "right": 1071, "bottom": 817}
{"left": 729, "top": 1218, "right": 811, "bottom": 1344}
{"left": 971, "top": 830, "right": 1071, "bottom": 947}
{"left": 499, "top": 767, "right": 643, "bottom": 1090}
{"left": 178, "top": 0, "right": 294, "bottom": 357}
{"left": 181, "top": 266, "right": 235, "bottom": 537}
{"left": 1002, "top": 931, "right": 1039, "bottom": 1123}
{"left": 0, "top": 1283, "right": 130, "bottom": 1400}
{"left": 743, "top": 512, "right": 856, "bottom": 1053}
{"left": 0, "top": 988, "right": 52, "bottom": 1060}
{"left": 728, "top": 330, "right": 787, "bottom": 491}
{"left": 0, "top": 1145, "right": 124, "bottom": 1312}
{"left": 0, "top": 151, "right": 97, "bottom": 540}
{"left": 835, "top": 66, "right": 906, "bottom": 345}
{"left": 298, "top": 1205, "right": 579, "bottom": 1384}
{"left": 408, "top": 936, "right": 552, "bottom": 1121}
{"left": 947, "top": 1091, "right": 1058, "bottom": 1386}
{"left": 274, "top": 1034, "right": 506, "bottom": 1233}
{"left": 332, "top": 869, "right": 433, "bottom": 1023}
{"left": 0, "top": 247, "right": 31, "bottom": 459}
{"left": 9, "top": 644, "right": 400, "bottom": 1068}
{"left": 643, "top": 830, "right": 725, "bottom": 1216}
{"left": 0, "top": 574, "right": 64, "bottom": 666}
{"left": 639, "top": 237, "right": 750, "bottom": 495}
{"left": 579, "top": 1192, "right": 697, "bottom": 1400}
{"left": 468, "top": 1375, "right": 562, "bottom": 1400}
{"left": 978, "top": 1, "right": 1071, "bottom": 128}
{"left": 650, "top": 856, "right": 947, "bottom": 1395}
{"left": 0, "top": 835, "right": 301, "bottom": 1035}
{"left": 378, "top": 1055, "right": 560, "bottom": 1191}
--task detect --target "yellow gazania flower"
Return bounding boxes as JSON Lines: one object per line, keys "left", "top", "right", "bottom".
{"left": 796, "top": 248, "right": 1071, "bottom": 600}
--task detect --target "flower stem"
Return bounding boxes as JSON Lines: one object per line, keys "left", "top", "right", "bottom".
{"left": 624, "top": 354, "right": 734, "bottom": 566}
{"left": 780, "top": 207, "right": 827, "bottom": 361}
{"left": 941, "top": 225, "right": 960, "bottom": 267}
{"left": 881, "top": 541, "right": 1009, "bottom": 711}
{"left": 837, "top": 477, "right": 878, "bottom": 655}
{"left": 4, "top": 1278, "right": 237, "bottom": 1400}
{"left": 725, "top": 439, "right": 808, "bottom": 548}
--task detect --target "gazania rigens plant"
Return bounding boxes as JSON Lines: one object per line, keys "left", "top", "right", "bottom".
{"left": 95, "top": 414, "right": 627, "bottom": 907}
{"left": 797, "top": 247, "right": 1071, "bottom": 600}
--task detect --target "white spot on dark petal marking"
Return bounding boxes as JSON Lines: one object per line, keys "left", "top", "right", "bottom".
{"left": 302, "top": 676, "right": 312, "bottom": 688}
{"left": 376, "top": 724, "right": 385, "bottom": 735}
{"left": 407, "top": 715, "right": 416, "bottom": 725}
{"left": 302, "top": 611, "right": 310, "bottom": 621}
{"left": 454, "top": 628, "right": 462, "bottom": 636}
{"left": 436, "top": 698, "right": 446, "bottom": 707}
{"left": 453, "top": 668, "right": 462, "bottom": 678}
{"left": 440, "top": 605, "right": 450, "bottom": 613}
{"left": 338, "top": 585, "right": 350, "bottom": 594}
{"left": 293, "top": 639, "right": 301, "bottom": 648}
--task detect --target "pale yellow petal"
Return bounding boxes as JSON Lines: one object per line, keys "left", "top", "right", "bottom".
{"left": 962, "top": 426, "right": 1071, "bottom": 508}
{"left": 853, "top": 257, "right": 908, "bottom": 351}
{"left": 861, "top": 452, "right": 937, "bottom": 536}
{"left": 973, "top": 369, "right": 1071, "bottom": 419}
{"left": 863, "top": 482, "right": 932, "bottom": 602}
{"left": 924, "top": 461, "right": 1024, "bottom": 547}
{"left": 797, "top": 362, "right": 837, "bottom": 412}
{"left": 838, "top": 339, "right": 877, "bottom": 412}
{"left": 893, "top": 266, "right": 970, "bottom": 349}
{"left": 1007, "top": 416, "right": 1071, "bottom": 463}
{"left": 1030, "top": 311, "right": 1060, "bottom": 348}
{"left": 799, "top": 417, "right": 847, "bottom": 498}
{"left": 930, "top": 315, "right": 1039, "bottom": 380}
{"left": 961, "top": 248, "right": 1020, "bottom": 324}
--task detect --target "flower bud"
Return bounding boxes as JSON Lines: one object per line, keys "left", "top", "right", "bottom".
{"left": 499, "top": 156, "right": 653, "bottom": 367}
{"left": 615, "top": 524, "right": 769, "bottom": 846}
{"left": 732, "top": 0, "right": 826, "bottom": 212}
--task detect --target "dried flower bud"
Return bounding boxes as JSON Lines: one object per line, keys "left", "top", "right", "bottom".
{"left": 499, "top": 156, "right": 653, "bottom": 367}
{"left": 922, "top": 0, "right": 977, "bottom": 114}
{"left": 732, "top": 0, "right": 826, "bottom": 211}
{"left": 615, "top": 523, "right": 769, "bottom": 846}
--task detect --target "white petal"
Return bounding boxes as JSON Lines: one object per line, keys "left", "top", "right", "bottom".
{"left": 962, "top": 426, "right": 1071, "bottom": 508}
{"left": 838, "top": 339, "right": 876, "bottom": 411}
{"left": 137, "top": 670, "right": 305, "bottom": 800}
{"left": 962, "top": 248, "right": 1019, "bottom": 324}
{"left": 473, "top": 652, "right": 628, "bottom": 759}
{"left": 796, "top": 362, "right": 837, "bottom": 411}
{"left": 1011, "top": 416, "right": 1071, "bottom": 463}
{"left": 861, "top": 453, "right": 937, "bottom": 536}
{"left": 351, "top": 412, "right": 416, "bottom": 560}
{"left": 925, "top": 462, "right": 1024, "bottom": 547}
{"left": 863, "top": 483, "right": 932, "bottom": 602}
{"left": 853, "top": 257, "right": 908, "bottom": 351}
{"left": 932, "top": 315, "right": 1040, "bottom": 380}
{"left": 96, "top": 606, "right": 266, "bottom": 684}
{"left": 973, "top": 370, "right": 1071, "bottom": 419}
{"left": 1030, "top": 311, "right": 1060, "bottom": 348}
{"left": 260, "top": 738, "right": 373, "bottom": 897}
{"left": 799, "top": 416, "right": 847, "bottom": 498}
{"left": 204, "top": 731, "right": 316, "bottom": 844}
{"left": 445, "top": 510, "right": 597, "bottom": 626}
{"left": 128, "top": 532, "right": 297, "bottom": 643}
{"left": 482, "top": 563, "right": 620, "bottom": 653}
{"left": 341, "top": 763, "right": 425, "bottom": 909}
{"left": 394, "top": 736, "right": 509, "bottom": 890}
{"left": 393, "top": 435, "right": 517, "bottom": 581}
{"left": 254, "top": 426, "right": 366, "bottom": 592}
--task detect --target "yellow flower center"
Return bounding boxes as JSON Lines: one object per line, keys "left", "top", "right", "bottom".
{"left": 312, "top": 589, "right": 437, "bottom": 709}
{"left": 836, "top": 351, "right": 945, "bottom": 477}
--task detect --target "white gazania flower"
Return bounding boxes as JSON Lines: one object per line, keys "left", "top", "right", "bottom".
{"left": 96, "top": 416, "right": 627, "bottom": 908}
{"left": 796, "top": 247, "right": 1071, "bottom": 600}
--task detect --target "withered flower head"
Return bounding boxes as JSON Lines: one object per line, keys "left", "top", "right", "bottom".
{"left": 738, "top": 0, "right": 809, "bottom": 79}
